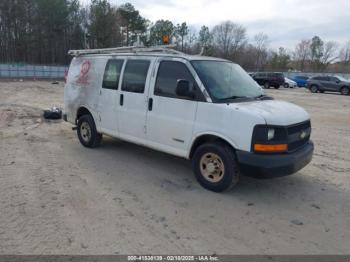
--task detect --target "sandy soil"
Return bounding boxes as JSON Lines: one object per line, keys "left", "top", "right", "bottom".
{"left": 0, "top": 81, "right": 349, "bottom": 255}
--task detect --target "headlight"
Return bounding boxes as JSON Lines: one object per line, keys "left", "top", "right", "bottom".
{"left": 267, "top": 128, "right": 275, "bottom": 141}
{"left": 252, "top": 125, "right": 288, "bottom": 153}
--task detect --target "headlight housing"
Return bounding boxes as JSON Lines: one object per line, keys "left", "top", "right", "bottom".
{"left": 252, "top": 125, "right": 288, "bottom": 153}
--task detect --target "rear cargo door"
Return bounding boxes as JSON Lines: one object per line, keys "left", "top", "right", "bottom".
{"left": 117, "top": 58, "right": 152, "bottom": 140}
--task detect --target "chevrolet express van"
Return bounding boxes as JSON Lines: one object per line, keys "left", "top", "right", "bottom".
{"left": 64, "top": 46, "right": 314, "bottom": 192}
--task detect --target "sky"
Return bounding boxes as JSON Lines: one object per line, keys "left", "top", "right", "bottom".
{"left": 81, "top": 0, "right": 350, "bottom": 50}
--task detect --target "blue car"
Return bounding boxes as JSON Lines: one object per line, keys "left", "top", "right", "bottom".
{"left": 291, "top": 75, "right": 309, "bottom": 87}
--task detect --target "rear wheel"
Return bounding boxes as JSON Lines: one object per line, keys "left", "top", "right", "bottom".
{"left": 264, "top": 82, "right": 270, "bottom": 89}
{"left": 274, "top": 85, "right": 280, "bottom": 89}
{"left": 192, "top": 142, "right": 239, "bottom": 192}
{"left": 284, "top": 83, "right": 289, "bottom": 88}
{"left": 77, "top": 114, "right": 102, "bottom": 148}
{"left": 340, "top": 87, "right": 350, "bottom": 95}
{"left": 310, "top": 85, "right": 318, "bottom": 93}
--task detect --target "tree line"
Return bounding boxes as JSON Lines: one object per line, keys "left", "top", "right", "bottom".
{"left": 1, "top": 0, "right": 350, "bottom": 72}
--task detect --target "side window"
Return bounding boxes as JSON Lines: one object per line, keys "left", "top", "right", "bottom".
{"left": 121, "top": 60, "right": 150, "bottom": 93}
{"left": 155, "top": 61, "right": 200, "bottom": 99}
{"left": 102, "top": 60, "right": 124, "bottom": 90}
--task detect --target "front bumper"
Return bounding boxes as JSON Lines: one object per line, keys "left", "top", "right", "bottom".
{"left": 236, "top": 141, "right": 314, "bottom": 178}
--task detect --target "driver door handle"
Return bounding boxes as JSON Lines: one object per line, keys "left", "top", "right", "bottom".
{"left": 148, "top": 98, "right": 153, "bottom": 111}
{"left": 120, "top": 94, "right": 124, "bottom": 106}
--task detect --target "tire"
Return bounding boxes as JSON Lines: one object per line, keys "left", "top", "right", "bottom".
{"left": 284, "top": 83, "right": 289, "bottom": 88}
{"left": 310, "top": 85, "right": 318, "bottom": 93}
{"left": 274, "top": 85, "right": 280, "bottom": 89}
{"left": 77, "top": 114, "right": 102, "bottom": 148}
{"left": 264, "top": 82, "right": 270, "bottom": 89}
{"left": 340, "top": 87, "right": 350, "bottom": 95}
{"left": 192, "top": 142, "right": 239, "bottom": 192}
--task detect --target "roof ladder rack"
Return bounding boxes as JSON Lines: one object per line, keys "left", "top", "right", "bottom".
{"left": 68, "top": 45, "right": 185, "bottom": 57}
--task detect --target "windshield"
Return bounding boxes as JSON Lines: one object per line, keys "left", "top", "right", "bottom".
{"left": 192, "top": 60, "right": 263, "bottom": 101}
{"left": 336, "top": 75, "right": 349, "bottom": 82}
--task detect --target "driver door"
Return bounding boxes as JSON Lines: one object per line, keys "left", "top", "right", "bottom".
{"left": 146, "top": 59, "right": 205, "bottom": 156}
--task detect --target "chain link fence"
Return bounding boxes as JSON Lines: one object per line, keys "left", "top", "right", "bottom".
{"left": 0, "top": 63, "right": 68, "bottom": 79}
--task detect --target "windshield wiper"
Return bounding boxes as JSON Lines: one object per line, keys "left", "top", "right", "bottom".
{"left": 218, "top": 95, "right": 250, "bottom": 100}
{"left": 255, "top": 94, "right": 274, "bottom": 100}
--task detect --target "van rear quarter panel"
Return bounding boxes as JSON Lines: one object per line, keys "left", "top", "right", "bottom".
{"left": 192, "top": 102, "right": 266, "bottom": 153}
{"left": 64, "top": 56, "right": 107, "bottom": 126}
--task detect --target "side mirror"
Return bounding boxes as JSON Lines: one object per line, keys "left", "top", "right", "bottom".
{"left": 336, "top": 80, "right": 340, "bottom": 84}
{"left": 176, "top": 79, "right": 194, "bottom": 99}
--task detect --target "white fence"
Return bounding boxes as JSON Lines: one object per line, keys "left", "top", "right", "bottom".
{"left": 0, "top": 64, "right": 68, "bottom": 79}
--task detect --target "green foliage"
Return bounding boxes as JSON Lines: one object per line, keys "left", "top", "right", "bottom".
{"left": 117, "top": 3, "right": 148, "bottom": 45}
{"left": 198, "top": 26, "right": 212, "bottom": 47}
{"left": 0, "top": 0, "right": 87, "bottom": 64}
{"left": 310, "top": 36, "right": 324, "bottom": 71}
{"left": 88, "top": 0, "right": 115, "bottom": 48}
{"left": 149, "top": 20, "right": 175, "bottom": 46}
{"left": 175, "top": 22, "right": 189, "bottom": 51}
{"left": 310, "top": 36, "right": 324, "bottom": 61}
{"left": 197, "top": 25, "right": 213, "bottom": 55}
{"left": 268, "top": 47, "right": 291, "bottom": 71}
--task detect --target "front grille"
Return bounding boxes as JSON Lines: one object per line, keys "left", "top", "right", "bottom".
{"left": 287, "top": 121, "right": 311, "bottom": 151}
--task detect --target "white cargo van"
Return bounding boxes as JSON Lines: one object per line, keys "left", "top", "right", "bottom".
{"left": 64, "top": 46, "right": 313, "bottom": 192}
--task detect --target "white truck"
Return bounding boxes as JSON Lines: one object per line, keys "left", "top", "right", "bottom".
{"left": 64, "top": 46, "right": 313, "bottom": 192}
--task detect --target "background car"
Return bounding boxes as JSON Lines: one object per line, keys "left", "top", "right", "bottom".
{"left": 291, "top": 75, "right": 309, "bottom": 87}
{"left": 284, "top": 77, "right": 297, "bottom": 88}
{"left": 252, "top": 72, "right": 285, "bottom": 89}
{"left": 307, "top": 76, "right": 350, "bottom": 95}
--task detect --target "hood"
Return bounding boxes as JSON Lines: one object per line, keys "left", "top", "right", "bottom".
{"left": 230, "top": 100, "right": 310, "bottom": 126}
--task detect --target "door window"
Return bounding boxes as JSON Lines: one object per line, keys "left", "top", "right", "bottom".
{"left": 102, "top": 60, "right": 124, "bottom": 90}
{"left": 121, "top": 60, "right": 150, "bottom": 93}
{"left": 155, "top": 61, "right": 203, "bottom": 100}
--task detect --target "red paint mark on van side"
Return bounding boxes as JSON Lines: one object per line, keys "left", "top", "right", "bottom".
{"left": 76, "top": 60, "right": 91, "bottom": 85}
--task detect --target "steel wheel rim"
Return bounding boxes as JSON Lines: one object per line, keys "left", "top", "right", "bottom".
{"left": 80, "top": 122, "right": 91, "bottom": 143}
{"left": 199, "top": 153, "right": 225, "bottom": 183}
{"left": 311, "top": 86, "right": 317, "bottom": 92}
{"left": 341, "top": 88, "right": 349, "bottom": 95}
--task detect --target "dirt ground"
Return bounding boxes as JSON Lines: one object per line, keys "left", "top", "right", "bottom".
{"left": 0, "top": 80, "right": 349, "bottom": 255}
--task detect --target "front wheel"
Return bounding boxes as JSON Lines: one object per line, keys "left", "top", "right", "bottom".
{"left": 284, "top": 83, "right": 289, "bottom": 88}
{"left": 264, "top": 82, "right": 270, "bottom": 89}
{"left": 192, "top": 142, "right": 239, "bottom": 192}
{"left": 77, "top": 114, "right": 102, "bottom": 148}
{"left": 310, "top": 85, "right": 318, "bottom": 93}
{"left": 340, "top": 87, "right": 350, "bottom": 95}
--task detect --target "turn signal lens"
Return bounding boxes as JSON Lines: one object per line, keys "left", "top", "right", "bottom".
{"left": 254, "top": 144, "right": 288, "bottom": 152}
